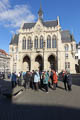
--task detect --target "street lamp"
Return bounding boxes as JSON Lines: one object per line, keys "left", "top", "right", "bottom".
{"left": 43, "top": 41, "right": 45, "bottom": 71}
{"left": 30, "top": 41, "right": 33, "bottom": 71}
{"left": 56, "top": 49, "right": 58, "bottom": 72}
{"left": 56, "top": 38, "right": 59, "bottom": 73}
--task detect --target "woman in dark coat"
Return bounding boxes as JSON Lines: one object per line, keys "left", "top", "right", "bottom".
{"left": 67, "top": 72, "right": 72, "bottom": 91}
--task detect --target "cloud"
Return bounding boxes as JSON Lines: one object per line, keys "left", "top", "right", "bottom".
{"left": 0, "top": 0, "right": 10, "bottom": 12}
{"left": 0, "top": 0, "right": 36, "bottom": 28}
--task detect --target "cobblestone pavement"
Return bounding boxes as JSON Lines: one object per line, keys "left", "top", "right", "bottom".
{"left": 0, "top": 79, "right": 80, "bottom": 120}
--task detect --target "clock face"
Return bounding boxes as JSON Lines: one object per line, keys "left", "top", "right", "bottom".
{"left": 35, "top": 24, "right": 42, "bottom": 34}
{"left": 37, "top": 25, "right": 41, "bottom": 30}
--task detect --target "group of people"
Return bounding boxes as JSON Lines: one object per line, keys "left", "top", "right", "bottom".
{"left": 11, "top": 69, "right": 72, "bottom": 92}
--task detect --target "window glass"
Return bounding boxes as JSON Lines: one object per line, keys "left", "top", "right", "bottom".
{"left": 65, "top": 62, "right": 70, "bottom": 69}
{"left": 27, "top": 37, "right": 32, "bottom": 49}
{"left": 65, "top": 53, "right": 68, "bottom": 59}
{"left": 40, "top": 36, "right": 43, "bottom": 49}
{"left": 64, "top": 44, "right": 69, "bottom": 52}
{"left": 34, "top": 36, "right": 38, "bottom": 49}
{"left": 52, "top": 36, "right": 57, "bottom": 48}
{"left": 47, "top": 35, "right": 51, "bottom": 48}
{"left": 22, "top": 37, "right": 26, "bottom": 50}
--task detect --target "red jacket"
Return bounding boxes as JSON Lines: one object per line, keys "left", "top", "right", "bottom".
{"left": 53, "top": 72, "right": 58, "bottom": 83}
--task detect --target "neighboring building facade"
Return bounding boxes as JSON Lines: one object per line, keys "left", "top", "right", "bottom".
{"left": 75, "top": 42, "right": 80, "bottom": 72}
{"left": 75, "top": 42, "right": 80, "bottom": 60}
{"left": 9, "top": 7, "right": 76, "bottom": 74}
{"left": 0, "top": 49, "right": 10, "bottom": 73}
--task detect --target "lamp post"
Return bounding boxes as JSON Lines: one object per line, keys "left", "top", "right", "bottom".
{"left": 56, "top": 49, "right": 58, "bottom": 72}
{"left": 43, "top": 41, "right": 45, "bottom": 71}
{"left": 56, "top": 38, "right": 58, "bottom": 73}
{"left": 30, "top": 41, "right": 33, "bottom": 71}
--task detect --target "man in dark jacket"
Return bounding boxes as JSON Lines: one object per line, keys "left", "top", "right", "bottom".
{"left": 24, "top": 71, "right": 31, "bottom": 90}
{"left": 63, "top": 70, "right": 72, "bottom": 91}
{"left": 11, "top": 72, "right": 17, "bottom": 88}
{"left": 30, "top": 70, "right": 35, "bottom": 89}
{"left": 63, "top": 71, "right": 68, "bottom": 91}
{"left": 67, "top": 72, "right": 72, "bottom": 91}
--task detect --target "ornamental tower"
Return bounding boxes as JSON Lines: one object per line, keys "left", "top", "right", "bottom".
{"left": 38, "top": 4, "right": 43, "bottom": 20}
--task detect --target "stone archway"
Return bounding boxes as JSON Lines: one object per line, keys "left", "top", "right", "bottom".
{"left": 48, "top": 55, "right": 56, "bottom": 70}
{"left": 23, "top": 55, "right": 31, "bottom": 72}
{"left": 35, "top": 55, "right": 43, "bottom": 71}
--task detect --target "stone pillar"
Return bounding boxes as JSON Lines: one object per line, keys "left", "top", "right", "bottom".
{"left": 17, "top": 53, "right": 22, "bottom": 74}
{"left": 31, "top": 55, "right": 34, "bottom": 71}
{"left": 44, "top": 52, "right": 48, "bottom": 71}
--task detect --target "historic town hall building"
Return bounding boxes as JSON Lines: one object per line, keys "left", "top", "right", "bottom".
{"left": 9, "top": 6, "right": 76, "bottom": 74}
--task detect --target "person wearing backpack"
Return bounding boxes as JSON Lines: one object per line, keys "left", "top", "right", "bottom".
{"left": 34, "top": 70, "right": 40, "bottom": 91}
{"left": 43, "top": 71, "right": 49, "bottom": 93}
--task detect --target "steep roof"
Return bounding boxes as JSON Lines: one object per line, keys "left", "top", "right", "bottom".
{"left": 43, "top": 20, "right": 58, "bottom": 27}
{"left": 22, "top": 20, "right": 58, "bottom": 29}
{"left": 61, "top": 30, "right": 75, "bottom": 43}
{"left": 10, "top": 34, "right": 19, "bottom": 45}
{"left": 22, "top": 23, "right": 36, "bottom": 29}
{"left": 0, "top": 49, "right": 8, "bottom": 55}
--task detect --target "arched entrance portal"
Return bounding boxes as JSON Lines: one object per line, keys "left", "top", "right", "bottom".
{"left": 48, "top": 55, "right": 56, "bottom": 70}
{"left": 35, "top": 55, "right": 43, "bottom": 71}
{"left": 23, "top": 55, "right": 30, "bottom": 72}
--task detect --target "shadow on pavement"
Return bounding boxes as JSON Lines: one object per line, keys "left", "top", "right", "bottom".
{"left": 0, "top": 100, "right": 80, "bottom": 120}
{"left": 0, "top": 79, "right": 12, "bottom": 97}
{"left": 0, "top": 79, "right": 80, "bottom": 120}
{"left": 0, "top": 79, "right": 24, "bottom": 99}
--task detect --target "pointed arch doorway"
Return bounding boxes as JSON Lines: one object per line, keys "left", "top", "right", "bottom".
{"left": 23, "top": 55, "right": 31, "bottom": 72}
{"left": 35, "top": 55, "right": 43, "bottom": 71}
{"left": 48, "top": 55, "right": 56, "bottom": 70}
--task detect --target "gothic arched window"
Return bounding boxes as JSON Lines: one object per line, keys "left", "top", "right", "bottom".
{"left": 22, "top": 37, "right": 26, "bottom": 50}
{"left": 27, "top": 37, "right": 32, "bottom": 49}
{"left": 52, "top": 35, "right": 57, "bottom": 48}
{"left": 40, "top": 36, "right": 43, "bottom": 49}
{"left": 47, "top": 35, "right": 51, "bottom": 48}
{"left": 64, "top": 44, "right": 69, "bottom": 52}
{"left": 71, "top": 44, "right": 73, "bottom": 51}
{"left": 34, "top": 36, "right": 38, "bottom": 49}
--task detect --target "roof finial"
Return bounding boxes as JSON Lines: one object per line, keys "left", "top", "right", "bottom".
{"left": 72, "top": 28, "right": 74, "bottom": 35}
{"left": 57, "top": 16, "right": 60, "bottom": 26}
{"left": 40, "top": 1, "right": 42, "bottom": 9}
{"left": 71, "top": 28, "right": 75, "bottom": 41}
{"left": 38, "top": 1, "right": 43, "bottom": 20}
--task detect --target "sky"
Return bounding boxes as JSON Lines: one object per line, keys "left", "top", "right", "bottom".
{"left": 0, "top": 0, "right": 80, "bottom": 53}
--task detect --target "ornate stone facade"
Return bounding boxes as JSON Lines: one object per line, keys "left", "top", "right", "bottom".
{"left": 9, "top": 7, "right": 76, "bottom": 74}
